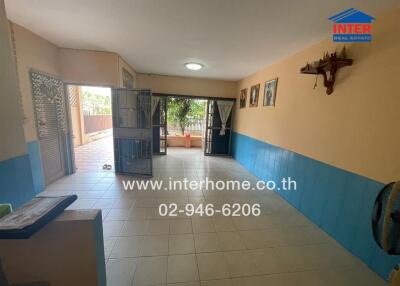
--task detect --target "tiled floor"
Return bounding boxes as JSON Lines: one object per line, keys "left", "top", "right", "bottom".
{"left": 41, "top": 138, "right": 386, "bottom": 286}
{"left": 74, "top": 135, "right": 114, "bottom": 171}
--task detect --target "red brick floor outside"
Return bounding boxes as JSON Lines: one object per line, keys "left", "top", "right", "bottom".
{"left": 74, "top": 136, "right": 114, "bottom": 172}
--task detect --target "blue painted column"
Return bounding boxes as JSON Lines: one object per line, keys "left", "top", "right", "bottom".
{"left": 0, "top": 154, "right": 36, "bottom": 208}
{"left": 27, "top": 141, "right": 45, "bottom": 194}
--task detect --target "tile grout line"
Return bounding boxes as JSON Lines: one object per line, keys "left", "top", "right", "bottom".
{"left": 192, "top": 217, "right": 202, "bottom": 283}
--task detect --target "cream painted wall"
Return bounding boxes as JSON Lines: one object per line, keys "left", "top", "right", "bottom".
{"left": 136, "top": 73, "right": 236, "bottom": 98}
{"left": 11, "top": 23, "right": 61, "bottom": 142}
{"left": 118, "top": 56, "right": 136, "bottom": 88}
{"left": 0, "top": 3, "right": 26, "bottom": 161}
{"left": 11, "top": 22, "right": 233, "bottom": 148}
{"left": 11, "top": 24, "right": 137, "bottom": 142}
{"left": 59, "top": 49, "right": 120, "bottom": 87}
{"left": 234, "top": 6, "right": 400, "bottom": 183}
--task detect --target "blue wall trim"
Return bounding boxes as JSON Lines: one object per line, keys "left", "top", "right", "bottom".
{"left": 231, "top": 131, "right": 399, "bottom": 280}
{"left": 0, "top": 154, "right": 36, "bottom": 209}
{"left": 27, "top": 141, "right": 44, "bottom": 194}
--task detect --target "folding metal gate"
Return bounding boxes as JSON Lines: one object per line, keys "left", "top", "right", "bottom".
{"left": 112, "top": 89, "right": 153, "bottom": 176}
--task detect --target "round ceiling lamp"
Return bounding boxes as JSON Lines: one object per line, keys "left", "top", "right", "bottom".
{"left": 185, "top": 62, "right": 203, "bottom": 71}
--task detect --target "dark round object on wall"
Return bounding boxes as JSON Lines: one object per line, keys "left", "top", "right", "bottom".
{"left": 372, "top": 181, "right": 400, "bottom": 255}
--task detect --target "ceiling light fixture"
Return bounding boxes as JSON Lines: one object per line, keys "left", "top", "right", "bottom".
{"left": 185, "top": 62, "right": 203, "bottom": 71}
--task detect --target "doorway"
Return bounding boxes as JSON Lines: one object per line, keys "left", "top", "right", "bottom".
{"left": 152, "top": 94, "right": 234, "bottom": 157}
{"left": 66, "top": 84, "right": 114, "bottom": 172}
{"left": 62, "top": 88, "right": 234, "bottom": 178}
{"left": 67, "top": 87, "right": 153, "bottom": 178}
{"left": 204, "top": 99, "right": 234, "bottom": 155}
{"left": 167, "top": 97, "right": 207, "bottom": 153}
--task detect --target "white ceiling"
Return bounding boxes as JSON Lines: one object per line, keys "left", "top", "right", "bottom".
{"left": 5, "top": 0, "right": 398, "bottom": 80}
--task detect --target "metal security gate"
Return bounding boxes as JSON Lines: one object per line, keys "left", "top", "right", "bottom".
{"left": 152, "top": 96, "right": 167, "bottom": 155}
{"left": 30, "top": 71, "right": 74, "bottom": 185}
{"left": 204, "top": 99, "right": 234, "bottom": 156}
{"left": 112, "top": 89, "right": 153, "bottom": 176}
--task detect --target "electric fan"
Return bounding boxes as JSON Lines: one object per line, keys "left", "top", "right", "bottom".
{"left": 372, "top": 181, "right": 400, "bottom": 285}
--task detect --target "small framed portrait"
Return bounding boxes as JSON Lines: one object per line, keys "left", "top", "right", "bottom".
{"left": 263, "top": 78, "right": 278, "bottom": 107}
{"left": 239, "top": 88, "right": 247, "bottom": 108}
{"left": 249, "top": 84, "right": 260, "bottom": 107}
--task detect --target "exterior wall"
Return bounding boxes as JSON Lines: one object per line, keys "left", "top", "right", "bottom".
{"left": 136, "top": 73, "right": 236, "bottom": 99}
{"left": 0, "top": 0, "right": 36, "bottom": 207}
{"left": 59, "top": 49, "right": 120, "bottom": 87}
{"left": 232, "top": 6, "right": 400, "bottom": 280}
{"left": 84, "top": 115, "right": 112, "bottom": 134}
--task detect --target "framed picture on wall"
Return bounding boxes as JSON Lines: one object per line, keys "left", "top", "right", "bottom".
{"left": 239, "top": 88, "right": 247, "bottom": 108}
{"left": 263, "top": 78, "right": 278, "bottom": 107}
{"left": 249, "top": 84, "right": 260, "bottom": 107}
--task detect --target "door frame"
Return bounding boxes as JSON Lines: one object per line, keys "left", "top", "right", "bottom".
{"left": 204, "top": 99, "right": 235, "bottom": 157}
{"left": 29, "top": 69, "right": 75, "bottom": 186}
{"left": 64, "top": 82, "right": 114, "bottom": 174}
{"left": 152, "top": 95, "right": 167, "bottom": 155}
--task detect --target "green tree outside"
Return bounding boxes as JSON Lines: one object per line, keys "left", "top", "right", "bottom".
{"left": 167, "top": 98, "right": 206, "bottom": 135}
{"left": 82, "top": 91, "right": 111, "bottom": 115}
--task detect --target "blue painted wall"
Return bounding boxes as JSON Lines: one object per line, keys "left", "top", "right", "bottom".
{"left": 27, "top": 141, "right": 44, "bottom": 194}
{"left": 0, "top": 154, "right": 36, "bottom": 209}
{"left": 231, "top": 131, "right": 399, "bottom": 280}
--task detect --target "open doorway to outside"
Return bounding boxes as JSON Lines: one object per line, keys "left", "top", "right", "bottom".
{"left": 152, "top": 95, "right": 235, "bottom": 157}
{"left": 66, "top": 85, "right": 114, "bottom": 172}
{"left": 166, "top": 97, "right": 207, "bottom": 153}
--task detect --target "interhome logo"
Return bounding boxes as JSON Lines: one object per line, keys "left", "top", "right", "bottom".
{"left": 329, "top": 8, "right": 375, "bottom": 42}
